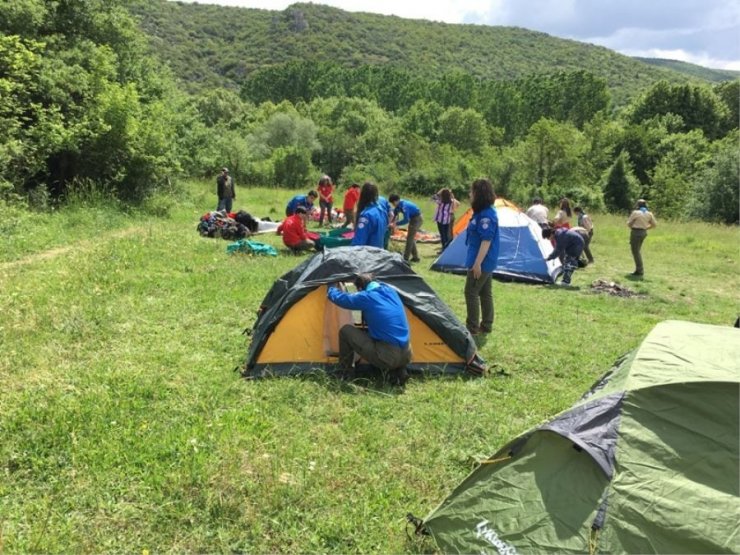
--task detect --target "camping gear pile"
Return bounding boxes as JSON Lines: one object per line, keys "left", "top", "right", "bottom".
{"left": 243, "top": 247, "right": 485, "bottom": 378}
{"left": 390, "top": 229, "right": 441, "bottom": 243}
{"left": 417, "top": 320, "right": 739, "bottom": 554}
{"left": 197, "top": 210, "right": 259, "bottom": 240}
{"left": 226, "top": 239, "right": 278, "bottom": 257}
{"left": 432, "top": 198, "right": 562, "bottom": 283}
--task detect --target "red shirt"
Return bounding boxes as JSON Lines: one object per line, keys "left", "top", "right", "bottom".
{"left": 343, "top": 187, "right": 360, "bottom": 211}
{"left": 278, "top": 214, "right": 307, "bottom": 247}
{"left": 318, "top": 183, "right": 333, "bottom": 203}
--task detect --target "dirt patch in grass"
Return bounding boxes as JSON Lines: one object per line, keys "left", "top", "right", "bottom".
{"left": 589, "top": 279, "right": 645, "bottom": 298}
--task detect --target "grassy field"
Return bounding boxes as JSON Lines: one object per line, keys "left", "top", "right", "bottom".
{"left": 1, "top": 181, "right": 738, "bottom": 553}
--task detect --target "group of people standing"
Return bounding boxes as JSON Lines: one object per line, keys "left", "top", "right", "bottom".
{"left": 527, "top": 195, "right": 657, "bottom": 284}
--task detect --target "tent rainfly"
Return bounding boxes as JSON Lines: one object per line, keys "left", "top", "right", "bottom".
{"left": 431, "top": 199, "right": 562, "bottom": 284}
{"left": 419, "top": 320, "right": 740, "bottom": 554}
{"left": 244, "top": 246, "right": 484, "bottom": 378}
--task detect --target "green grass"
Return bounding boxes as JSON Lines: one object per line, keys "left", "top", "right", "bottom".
{"left": 1, "top": 182, "right": 738, "bottom": 552}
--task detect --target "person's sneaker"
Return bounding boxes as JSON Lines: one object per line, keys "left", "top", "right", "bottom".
{"left": 466, "top": 325, "right": 480, "bottom": 336}
{"left": 411, "top": 257, "right": 421, "bottom": 263}
{"left": 479, "top": 323, "right": 493, "bottom": 334}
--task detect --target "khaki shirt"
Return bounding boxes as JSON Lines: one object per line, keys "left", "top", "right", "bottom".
{"left": 627, "top": 210, "right": 657, "bottom": 230}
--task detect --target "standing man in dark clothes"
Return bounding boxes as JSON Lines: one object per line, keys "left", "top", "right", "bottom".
{"left": 216, "top": 167, "right": 235, "bottom": 212}
{"left": 389, "top": 194, "right": 423, "bottom": 263}
{"left": 327, "top": 273, "right": 412, "bottom": 385}
{"left": 543, "top": 227, "right": 585, "bottom": 286}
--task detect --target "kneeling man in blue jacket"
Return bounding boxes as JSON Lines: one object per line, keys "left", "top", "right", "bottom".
{"left": 327, "top": 273, "right": 412, "bottom": 385}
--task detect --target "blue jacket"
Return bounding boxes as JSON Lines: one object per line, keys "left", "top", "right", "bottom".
{"left": 286, "top": 195, "right": 314, "bottom": 215}
{"left": 327, "top": 282, "right": 409, "bottom": 349}
{"left": 377, "top": 196, "right": 392, "bottom": 224}
{"left": 393, "top": 199, "right": 421, "bottom": 226}
{"left": 547, "top": 228, "right": 585, "bottom": 260}
{"left": 351, "top": 203, "right": 386, "bottom": 248}
{"left": 465, "top": 206, "right": 500, "bottom": 273}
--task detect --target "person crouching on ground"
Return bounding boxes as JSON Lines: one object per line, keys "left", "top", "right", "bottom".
{"left": 464, "top": 178, "right": 500, "bottom": 335}
{"left": 543, "top": 227, "right": 585, "bottom": 286}
{"left": 388, "top": 194, "right": 422, "bottom": 263}
{"left": 277, "top": 206, "right": 314, "bottom": 253}
{"left": 327, "top": 273, "right": 412, "bottom": 385}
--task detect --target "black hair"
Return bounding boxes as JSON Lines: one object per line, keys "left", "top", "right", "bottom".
{"left": 574, "top": 206, "right": 583, "bottom": 213}
{"left": 295, "top": 206, "right": 307, "bottom": 215}
{"left": 388, "top": 193, "right": 400, "bottom": 203}
{"left": 356, "top": 181, "right": 379, "bottom": 216}
{"left": 439, "top": 188, "right": 452, "bottom": 204}
{"left": 470, "top": 178, "right": 495, "bottom": 213}
{"left": 308, "top": 190, "right": 318, "bottom": 198}
{"left": 542, "top": 227, "right": 554, "bottom": 239}
{"left": 354, "top": 273, "right": 374, "bottom": 291}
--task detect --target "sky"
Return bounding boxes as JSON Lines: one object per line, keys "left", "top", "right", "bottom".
{"left": 180, "top": 0, "right": 740, "bottom": 70}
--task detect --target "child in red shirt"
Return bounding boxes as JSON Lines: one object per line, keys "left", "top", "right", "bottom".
{"left": 317, "top": 175, "right": 334, "bottom": 227}
{"left": 277, "top": 206, "right": 315, "bottom": 253}
{"left": 342, "top": 183, "right": 361, "bottom": 228}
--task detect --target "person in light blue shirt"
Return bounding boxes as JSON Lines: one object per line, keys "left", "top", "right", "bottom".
{"left": 389, "top": 194, "right": 423, "bottom": 263}
{"left": 327, "top": 273, "right": 412, "bottom": 384}
{"left": 351, "top": 182, "right": 386, "bottom": 249}
{"left": 464, "top": 178, "right": 500, "bottom": 335}
{"left": 286, "top": 190, "right": 318, "bottom": 216}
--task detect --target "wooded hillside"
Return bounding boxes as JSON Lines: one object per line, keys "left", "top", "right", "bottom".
{"left": 131, "top": 0, "right": 701, "bottom": 105}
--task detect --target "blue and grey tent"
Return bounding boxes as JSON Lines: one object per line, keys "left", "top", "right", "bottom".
{"left": 431, "top": 201, "right": 562, "bottom": 284}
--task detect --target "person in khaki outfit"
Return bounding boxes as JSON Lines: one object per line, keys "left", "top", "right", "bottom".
{"left": 627, "top": 199, "right": 657, "bottom": 276}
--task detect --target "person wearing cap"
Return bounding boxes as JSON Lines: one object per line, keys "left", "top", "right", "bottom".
{"left": 327, "top": 273, "right": 412, "bottom": 385}
{"left": 286, "top": 190, "right": 318, "bottom": 217}
{"left": 627, "top": 199, "right": 657, "bottom": 277}
{"left": 216, "top": 167, "right": 236, "bottom": 213}
{"left": 277, "top": 206, "right": 315, "bottom": 253}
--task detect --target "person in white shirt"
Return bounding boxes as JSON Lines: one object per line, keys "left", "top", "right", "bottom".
{"left": 526, "top": 197, "right": 549, "bottom": 227}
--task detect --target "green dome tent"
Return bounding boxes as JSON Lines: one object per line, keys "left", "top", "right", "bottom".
{"left": 420, "top": 320, "right": 739, "bottom": 554}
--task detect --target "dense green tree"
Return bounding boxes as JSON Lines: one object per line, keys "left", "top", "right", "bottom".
{"left": 714, "top": 80, "right": 740, "bottom": 136}
{"left": 603, "top": 150, "right": 639, "bottom": 212}
{"left": 629, "top": 81, "right": 729, "bottom": 140}
{"left": 437, "top": 107, "right": 489, "bottom": 153}
{"left": 648, "top": 130, "right": 709, "bottom": 218}
{"left": 509, "top": 118, "right": 592, "bottom": 204}
{"left": 687, "top": 131, "right": 739, "bottom": 224}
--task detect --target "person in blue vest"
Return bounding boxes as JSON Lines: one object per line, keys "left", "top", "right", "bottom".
{"left": 377, "top": 194, "right": 393, "bottom": 249}
{"left": 327, "top": 273, "right": 412, "bottom": 385}
{"left": 285, "top": 190, "right": 318, "bottom": 217}
{"left": 389, "top": 194, "right": 423, "bottom": 263}
{"left": 465, "top": 178, "right": 500, "bottom": 335}
{"left": 542, "top": 226, "right": 585, "bottom": 286}
{"left": 351, "top": 182, "right": 386, "bottom": 249}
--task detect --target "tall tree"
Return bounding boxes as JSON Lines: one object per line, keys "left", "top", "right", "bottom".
{"left": 603, "top": 150, "right": 639, "bottom": 212}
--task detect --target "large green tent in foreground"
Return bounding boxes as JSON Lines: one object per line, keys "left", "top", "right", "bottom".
{"left": 420, "top": 320, "right": 739, "bottom": 554}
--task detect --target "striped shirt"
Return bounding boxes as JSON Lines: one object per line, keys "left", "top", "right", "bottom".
{"left": 434, "top": 201, "right": 455, "bottom": 225}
